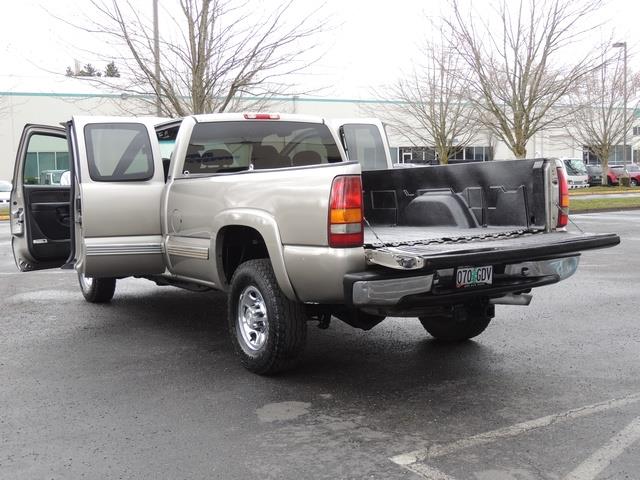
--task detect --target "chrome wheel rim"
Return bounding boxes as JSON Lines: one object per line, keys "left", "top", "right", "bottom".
{"left": 79, "top": 273, "right": 93, "bottom": 292}
{"left": 237, "top": 285, "right": 268, "bottom": 351}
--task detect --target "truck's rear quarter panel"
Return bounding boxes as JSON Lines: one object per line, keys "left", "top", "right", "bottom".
{"left": 165, "top": 161, "right": 365, "bottom": 301}
{"left": 168, "top": 161, "right": 360, "bottom": 245}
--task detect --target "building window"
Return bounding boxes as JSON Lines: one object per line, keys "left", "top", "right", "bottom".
{"left": 583, "top": 149, "right": 599, "bottom": 165}
{"left": 582, "top": 145, "right": 634, "bottom": 165}
{"left": 449, "top": 146, "right": 493, "bottom": 164}
{"left": 398, "top": 147, "right": 436, "bottom": 165}
{"left": 398, "top": 146, "right": 492, "bottom": 164}
{"left": 633, "top": 126, "right": 640, "bottom": 136}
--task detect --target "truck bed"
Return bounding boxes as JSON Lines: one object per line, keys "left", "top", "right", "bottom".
{"left": 361, "top": 160, "right": 619, "bottom": 270}
{"left": 362, "top": 159, "right": 548, "bottom": 229}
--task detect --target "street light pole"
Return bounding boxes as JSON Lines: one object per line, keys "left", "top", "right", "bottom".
{"left": 153, "top": 0, "right": 161, "bottom": 116}
{"left": 613, "top": 41, "right": 628, "bottom": 169}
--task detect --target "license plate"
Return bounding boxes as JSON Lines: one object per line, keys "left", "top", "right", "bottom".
{"left": 455, "top": 266, "right": 493, "bottom": 288}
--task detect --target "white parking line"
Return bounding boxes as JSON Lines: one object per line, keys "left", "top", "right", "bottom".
{"left": 0, "top": 271, "right": 71, "bottom": 276}
{"left": 405, "top": 463, "right": 456, "bottom": 480}
{"left": 391, "top": 392, "right": 640, "bottom": 478}
{"left": 563, "top": 416, "right": 640, "bottom": 480}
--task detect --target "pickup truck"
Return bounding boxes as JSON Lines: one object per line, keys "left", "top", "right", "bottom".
{"left": 9, "top": 113, "right": 619, "bottom": 374}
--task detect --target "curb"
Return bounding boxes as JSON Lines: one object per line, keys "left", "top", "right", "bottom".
{"left": 571, "top": 206, "right": 640, "bottom": 214}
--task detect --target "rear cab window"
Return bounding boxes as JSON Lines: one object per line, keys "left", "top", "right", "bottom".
{"left": 183, "top": 121, "right": 342, "bottom": 175}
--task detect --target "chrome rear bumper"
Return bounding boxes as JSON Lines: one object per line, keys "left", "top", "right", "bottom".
{"left": 348, "top": 256, "right": 580, "bottom": 308}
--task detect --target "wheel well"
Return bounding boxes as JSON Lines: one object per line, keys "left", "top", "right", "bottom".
{"left": 218, "top": 226, "right": 269, "bottom": 284}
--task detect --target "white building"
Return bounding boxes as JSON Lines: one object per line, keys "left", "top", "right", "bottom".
{"left": 1, "top": 79, "right": 638, "bottom": 180}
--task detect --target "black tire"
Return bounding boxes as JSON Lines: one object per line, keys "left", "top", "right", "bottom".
{"left": 419, "top": 303, "right": 493, "bottom": 342}
{"left": 78, "top": 273, "right": 116, "bottom": 303}
{"left": 631, "top": 178, "right": 638, "bottom": 187}
{"left": 228, "top": 259, "right": 307, "bottom": 375}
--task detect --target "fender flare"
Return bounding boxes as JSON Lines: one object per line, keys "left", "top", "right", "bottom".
{"left": 212, "top": 208, "right": 297, "bottom": 301}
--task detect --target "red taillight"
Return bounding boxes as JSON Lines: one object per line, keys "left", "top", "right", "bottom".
{"left": 328, "top": 175, "right": 363, "bottom": 248}
{"left": 243, "top": 113, "right": 280, "bottom": 120}
{"left": 557, "top": 166, "right": 569, "bottom": 228}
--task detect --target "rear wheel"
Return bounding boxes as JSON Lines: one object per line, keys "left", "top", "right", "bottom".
{"left": 228, "top": 259, "right": 307, "bottom": 375}
{"left": 419, "top": 302, "right": 493, "bottom": 341}
{"left": 78, "top": 273, "right": 116, "bottom": 303}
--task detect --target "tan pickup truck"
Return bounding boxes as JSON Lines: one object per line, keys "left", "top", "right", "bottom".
{"left": 9, "top": 114, "right": 619, "bottom": 374}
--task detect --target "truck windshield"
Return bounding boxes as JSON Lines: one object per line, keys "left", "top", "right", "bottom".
{"left": 564, "top": 159, "right": 587, "bottom": 175}
{"left": 341, "top": 124, "right": 388, "bottom": 171}
{"left": 184, "top": 121, "right": 342, "bottom": 174}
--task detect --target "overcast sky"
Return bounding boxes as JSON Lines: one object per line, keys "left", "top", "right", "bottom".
{"left": 1, "top": 0, "right": 638, "bottom": 99}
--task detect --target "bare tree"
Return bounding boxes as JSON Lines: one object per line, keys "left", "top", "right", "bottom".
{"left": 446, "top": 0, "right": 604, "bottom": 158}
{"left": 383, "top": 27, "right": 479, "bottom": 165}
{"left": 69, "top": 0, "right": 327, "bottom": 116}
{"left": 566, "top": 53, "right": 639, "bottom": 185}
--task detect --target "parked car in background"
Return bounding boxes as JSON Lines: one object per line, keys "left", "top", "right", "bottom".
{"left": 561, "top": 158, "right": 589, "bottom": 188}
{"left": 610, "top": 164, "right": 640, "bottom": 186}
{"left": 585, "top": 165, "right": 620, "bottom": 186}
{"left": 38, "top": 169, "right": 67, "bottom": 185}
{"left": 0, "top": 180, "right": 11, "bottom": 214}
{"left": 586, "top": 165, "right": 602, "bottom": 186}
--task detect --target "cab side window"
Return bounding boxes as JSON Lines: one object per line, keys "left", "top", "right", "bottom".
{"left": 341, "top": 124, "right": 388, "bottom": 171}
{"left": 23, "top": 134, "right": 69, "bottom": 185}
{"left": 85, "top": 123, "right": 154, "bottom": 182}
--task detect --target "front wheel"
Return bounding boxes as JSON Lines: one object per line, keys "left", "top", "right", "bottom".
{"left": 78, "top": 273, "right": 116, "bottom": 303}
{"left": 631, "top": 178, "right": 638, "bottom": 187}
{"left": 419, "top": 302, "right": 493, "bottom": 341}
{"left": 228, "top": 259, "right": 307, "bottom": 375}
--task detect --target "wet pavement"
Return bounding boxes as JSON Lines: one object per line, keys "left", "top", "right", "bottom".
{"left": 1, "top": 212, "right": 639, "bottom": 479}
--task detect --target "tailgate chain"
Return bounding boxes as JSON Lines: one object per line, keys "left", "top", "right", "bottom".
{"left": 364, "top": 228, "right": 542, "bottom": 249}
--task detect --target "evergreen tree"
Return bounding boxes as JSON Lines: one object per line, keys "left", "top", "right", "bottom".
{"left": 78, "top": 63, "right": 98, "bottom": 76}
{"left": 104, "top": 61, "right": 120, "bottom": 78}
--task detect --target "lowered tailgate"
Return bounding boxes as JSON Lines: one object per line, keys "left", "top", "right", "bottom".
{"left": 364, "top": 229, "right": 620, "bottom": 270}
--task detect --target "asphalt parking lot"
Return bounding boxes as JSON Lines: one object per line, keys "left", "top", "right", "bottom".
{"left": 1, "top": 213, "right": 639, "bottom": 480}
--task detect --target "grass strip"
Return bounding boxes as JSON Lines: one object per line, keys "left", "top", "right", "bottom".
{"left": 570, "top": 196, "right": 640, "bottom": 213}
{"left": 570, "top": 186, "right": 639, "bottom": 196}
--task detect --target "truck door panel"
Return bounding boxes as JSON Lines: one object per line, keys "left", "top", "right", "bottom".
{"left": 11, "top": 126, "right": 71, "bottom": 271}
{"left": 327, "top": 119, "right": 392, "bottom": 171}
{"left": 71, "top": 117, "right": 166, "bottom": 277}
